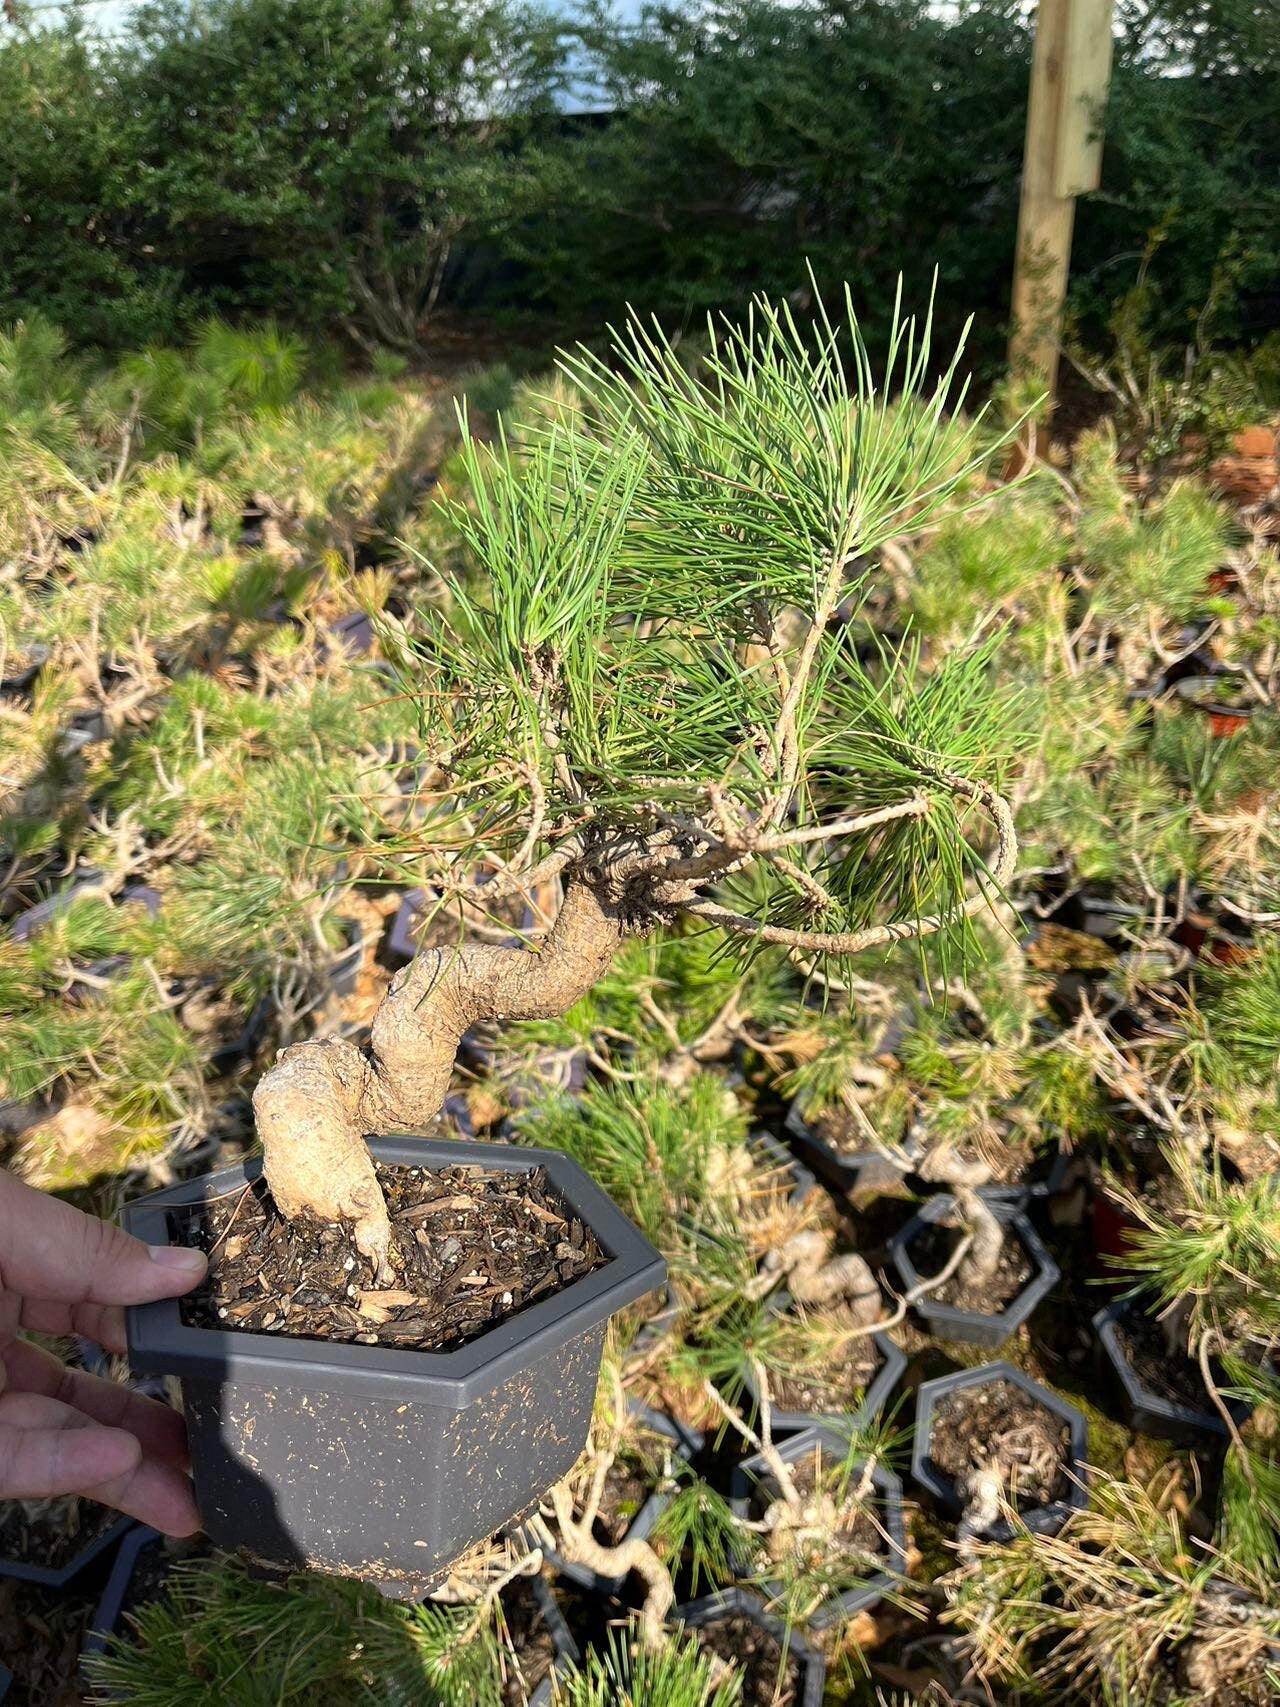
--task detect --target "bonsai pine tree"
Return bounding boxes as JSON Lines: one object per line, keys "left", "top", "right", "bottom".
{"left": 252, "top": 288, "right": 1021, "bottom": 1279}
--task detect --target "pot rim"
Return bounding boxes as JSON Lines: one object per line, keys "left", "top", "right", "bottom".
{"left": 123, "top": 1136, "right": 665, "bottom": 1407}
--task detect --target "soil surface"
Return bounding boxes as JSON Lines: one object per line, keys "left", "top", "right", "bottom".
{"left": 0, "top": 1495, "right": 118, "bottom": 1574}
{"left": 929, "top": 1378, "right": 1071, "bottom": 1509}
{"left": 768, "top": 1306, "right": 883, "bottom": 1414}
{"left": 909, "top": 1218, "right": 1034, "bottom": 1315}
{"left": 1114, "top": 1308, "right": 1214, "bottom": 1409}
{"left": 693, "top": 1611, "right": 803, "bottom": 1707}
{"left": 179, "top": 1162, "right": 605, "bottom": 1352}
{"left": 498, "top": 1577, "right": 557, "bottom": 1705}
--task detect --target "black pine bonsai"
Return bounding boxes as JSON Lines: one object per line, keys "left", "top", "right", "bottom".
{"left": 251, "top": 288, "right": 1020, "bottom": 1280}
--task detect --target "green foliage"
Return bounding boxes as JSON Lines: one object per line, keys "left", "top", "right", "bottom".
{"left": 396, "top": 288, "right": 1018, "bottom": 969}
{"left": 515, "top": 1072, "right": 748, "bottom": 1258}
{"left": 909, "top": 496, "right": 1063, "bottom": 644}
{"left": 1075, "top": 424, "right": 1233, "bottom": 635}
{"left": 84, "top": 1556, "right": 486, "bottom": 1704}
{"left": 552, "top": 1628, "right": 742, "bottom": 1707}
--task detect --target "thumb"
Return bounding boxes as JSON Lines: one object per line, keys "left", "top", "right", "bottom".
{"left": 0, "top": 1169, "right": 206, "bottom": 1308}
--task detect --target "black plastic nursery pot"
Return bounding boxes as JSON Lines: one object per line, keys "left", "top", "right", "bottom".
{"left": 9, "top": 867, "right": 104, "bottom": 942}
{"left": 122, "top": 1137, "right": 665, "bottom": 1599}
{"left": 674, "top": 1587, "right": 826, "bottom": 1707}
{"left": 747, "top": 1129, "right": 815, "bottom": 1206}
{"left": 523, "top": 1574, "right": 580, "bottom": 1707}
{"left": 1092, "top": 1299, "right": 1250, "bottom": 1446}
{"left": 887, "top": 1193, "right": 1060, "bottom": 1351}
{"left": 80, "top": 1525, "right": 163, "bottom": 1662}
{"left": 911, "top": 1362, "right": 1088, "bottom": 1542}
{"left": 327, "top": 917, "right": 365, "bottom": 999}
{"left": 0, "top": 1509, "right": 133, "bottom": 1591}
{"left": 730, "top": 1425, "right": 908, "bottom": 1634}
{"left": 538, "top": 1397, "right": 700, "bottom": 1597}
{"left": 783, "top": 1100, "right": 913, "bottom": 1201}
{"left": 1176, "top": 673, "right": 1255, "bottom": 737}
{"left": 739, "top": 1289, "right": 907, "bottom": 1435}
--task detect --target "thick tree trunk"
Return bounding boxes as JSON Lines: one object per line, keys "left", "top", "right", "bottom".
{"left": 253, "top": 875, "right": 627, "bottom": 1280}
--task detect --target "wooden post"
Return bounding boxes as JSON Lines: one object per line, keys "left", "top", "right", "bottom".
{"left": 1009, "top": 0, "right": 1115, "bottom": 413}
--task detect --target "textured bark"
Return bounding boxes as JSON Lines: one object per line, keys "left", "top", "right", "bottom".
{"left": 762, "top": 1228, "right": 884, "bottom": 1324}
{"left": 253, "top": 873, "right": 628, "bottom": 1280}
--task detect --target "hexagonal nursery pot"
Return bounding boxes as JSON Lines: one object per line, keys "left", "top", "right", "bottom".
{"left": 122, "top": 1137, "right": 665, "bottom": 1599}
{"left": 739, "top": 1289, "right": 907, "bottom": 1434}
{"left": 81, "top": 1525, "right": 164, "bottom": 1662}
{"left": 537, "top": 1398, "right": 700, "bottom": 1597}
{"left": 1092, "top": 1299, "right": 1250, "bottom": 1445}
{"left": 674, "top": 1587, "right": 826, "bottom": 1707}
{"left": 0, "top": 1506, "right": 133, "bottom": 1590}
{"left": 887, "top": 1193, "right": 1059, "bottom": 1350}
{"left": 911, "top": 1362, "right": 1088, "bottom": 1542}
{"left": 730, "top": 1424, "right": 908, "bottom": 1633}
{"left": 783, "top": 1100, "right": 914, "bottom": 1200}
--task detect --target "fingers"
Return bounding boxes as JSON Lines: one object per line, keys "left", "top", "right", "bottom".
{"left": 0, "top": 1169, "right": 206, "bottom": 1312}
{"left": 0, "top": 1393, "right": 200, "bottom": 1537}
{"left": 2, "top": 1338, "right": 189, "bottom": 1472}
{"left": 14, "top": 1299, "right": 128, "bottom": 1356}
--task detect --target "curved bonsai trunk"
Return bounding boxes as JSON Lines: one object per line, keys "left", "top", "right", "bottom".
{"left": 917, "top": 1147, "right": 1004, "bottom": 1291}
{"left": 253, "top": 875, "right": 627, "bottom": 1280}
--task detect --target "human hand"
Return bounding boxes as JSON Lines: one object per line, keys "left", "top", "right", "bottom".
{"left": 0, "top": 1168, "right": 207, "bottom": 1536}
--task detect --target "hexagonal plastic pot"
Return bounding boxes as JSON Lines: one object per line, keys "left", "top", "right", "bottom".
{"left": 783, "top": 1100, "right": 913, "bottom": 1200}
{"left": 911, "top": 1361, "right": 1088, "bottom": 1542}
{"left": 887, "top": 1193, "right": 1059, "bottom": 1350}
{"left": 537, "top": 1397, "right": 700, "bottom": 1596}
{"left": 0, "top": 1510, "right": 133, "bottom": 1590}
{"left": 523, "top": 1575, "right": 580, "bottom": 1707}
{"left": 748, "top": 1128, "right": 816, "bottom": 1205}
{"left": 1092, "top": 1300, "right": 1250, "bottom": 1445}
{"left": 122, "top": 1136, "right": 665, "bottom": 1599}
{"left": 673, "top": 1587, "right": 826, "bottom": 1707}
{"left": 81, "top": 1525, "right": 163, "bottom": 1662}
{"left": 739, "top": 1288, "right": 906, "bottom": 1434}
{"left": 730, "top": 1424, "right": 908, "bottom": 1633}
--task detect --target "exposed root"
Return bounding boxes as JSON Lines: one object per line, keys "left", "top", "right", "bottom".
{"left": 917, "top": 1147, "right": 1003, "bottom": 1291}
{"left": 759, "top": 1228, "right": 884, "bottom": 1325}
{"left": 538, "top": 1481, "right": 675, "bottom": 1649}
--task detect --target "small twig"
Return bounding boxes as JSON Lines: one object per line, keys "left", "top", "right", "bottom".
{"left": 206, "top": 1182, "right": 254, "bottom": 1258}
{"left": 1198, "top": 1328, "right": 1256, "bottom": 1491}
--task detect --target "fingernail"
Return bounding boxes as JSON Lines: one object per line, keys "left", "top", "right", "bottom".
{"left": 148, "top": 1245, "right": 207, "bottom": 1275}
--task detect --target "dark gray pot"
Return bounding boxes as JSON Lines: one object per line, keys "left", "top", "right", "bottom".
{"left": 536, "top": 1397, "right": 699, "bottom": 1596}
{"left": 911, "top": 1361, "right": 1088, "bottom": 1541}
{"left": 0, "top": 1662, "right": 9, "bottom": 1701}
{"left": 739, "top": 1288, "right": 906, "bottom": 1434}
{"left": 327, "top": 917, "right": 364, "bottom": 999}
{"left": 673, "top": 1587, "right": 826, "bottom": 1707}
{"left": 380, "top": 887, "right": 430, "bottom": 968}
{"left": 783, "top": 1101, "right": 914, "bottom": 1200}
{"left": 524, "top": 1575, "right": 580, "bottom": 1707}
{"left": 1092, "top": 1299, "right": 1249, "bottom": 1444}
{"left": 81, "top": 1525, "right": 163, "bottom": 1661}
{"left": 730, "top": 1424, "right": 908, "bottom": 1633}
{"left": 887, "top": 1192, "right": 1059, "bottom": 1350}
{"left": 122, "top": 1137, "right": 665, "bottom": 1599}
{"left": 748, "top": 1129, "right": 815, "bottom": 1205}
{"left": 0, "top": 1510, "right": 133, "bottom": 1589}
{"left": 9, "top": 868, "right": 104, "bottom": 942}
